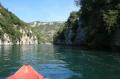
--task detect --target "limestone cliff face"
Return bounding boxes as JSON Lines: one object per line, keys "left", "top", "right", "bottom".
{"left": 0, "top": 29, "right": 38, "bottom": 45}
{"left": 18, "top": 29, "right": 38, "bottom": 44}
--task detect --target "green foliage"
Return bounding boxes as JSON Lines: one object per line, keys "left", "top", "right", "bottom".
{"left": 0, "top": 6, "right": 27, "bottom": 27}
{"left": 0, "top": 28, "right": 4, "bottom": 38}
{"left": 68, "top": 11, "right": 79, "bottom": 23}
{"left": 75, "top": 0, "right": 120, "bottom": 47}
{"left": 31, "top": 22, "right": 64, "bottom": 43}
{"left": 54, "top": 0, "right": 120, "bottom": 48}
{"left": 103, "top": 10, "right": 118, "bottom": 32}
{"left": 0, "top": 4, "right": 29, "bottom": 43}
{"left": 53, "top": 11, "right": 79, "bottom": 43}
{"left": 53, "top": 25, "right": 66, "bottom": 42}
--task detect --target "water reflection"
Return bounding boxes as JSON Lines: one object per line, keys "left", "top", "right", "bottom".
{"left": 53, "top": 45, "right": 120, "bottom": 79}
{"left": 0, "top": 45, "right": 120, "bottom": 79}
{"left": 0, "top": 45, "right": 77, "bottom": 79}
{"left": 0, "top": 45, "right": 21, "bottom": 77}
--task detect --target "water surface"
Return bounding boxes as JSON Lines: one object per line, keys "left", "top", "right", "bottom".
{"left": 0, "top": 45, "right": 120, "bottom": 79}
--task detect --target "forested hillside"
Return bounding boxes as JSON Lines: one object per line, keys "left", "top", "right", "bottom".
{"left": 0, "top": 4, "right": 37, "bottom": 44}
{"left": 54, "top": 0, "right": 120, "bottom": 49}
{"left": 30, "top": 21, "right": 64, "bottom": 44}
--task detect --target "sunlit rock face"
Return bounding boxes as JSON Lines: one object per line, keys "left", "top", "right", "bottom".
{"left": 0, "top": 33, "right": 38, "bottom": 45}
{"left": 0, "top": 26, "right": 38, "bottom": 45}
{"left": 19, "top": 35, "right": 37, "bottom": 44}
{"left": 3, "top": 33, "right": 12, "bottom": 45}
{"left": 19, "top": 29, "right": 38, "bottom": 45}
{"left": 0, "top": 33, "right": 12, "bottom": 45}
{"left": 0, "top": 28, "right": 38, "bottom": 45}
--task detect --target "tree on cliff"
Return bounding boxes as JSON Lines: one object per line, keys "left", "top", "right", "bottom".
{"left": 75, "top": 0, "right": 120, "bottom": 48}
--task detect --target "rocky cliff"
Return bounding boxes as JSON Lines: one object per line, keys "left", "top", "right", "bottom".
{"left": 0, "top": 4, "right": 38, "bottom": 45}
{"left": 53, "top": 10, "right": 120, "bottom": 49}
{"left": 53, "top": 11, "right": 83, "bottom": 45}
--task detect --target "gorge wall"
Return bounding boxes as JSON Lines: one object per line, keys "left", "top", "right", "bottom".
{"left": 53, "top": 11, "right": 86, "bottom": 46}
{"left": 0, "top": 4, "right": 38, "bottom": 45}
{"left": 54, "top": 0, "right": 120, "bottom": 49}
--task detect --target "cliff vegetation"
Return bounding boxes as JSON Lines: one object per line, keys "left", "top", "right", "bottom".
{"left": 0, "top": 4, "right": 37, "bottom": 44}
{"left": 54, "top": 0, "right": 120, "bottom": 49}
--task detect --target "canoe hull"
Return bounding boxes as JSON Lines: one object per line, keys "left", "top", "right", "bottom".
{"left": 6, "top": 64, "right": 44, "bottom": 79}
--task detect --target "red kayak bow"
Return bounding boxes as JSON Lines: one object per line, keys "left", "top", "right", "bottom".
{"left": 6, "top": 64, "right": 45, "bottom": 79}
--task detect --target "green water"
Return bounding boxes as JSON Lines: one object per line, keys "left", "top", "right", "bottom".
{"left": 0, "top": 45, "right": 120, "bottom": 79}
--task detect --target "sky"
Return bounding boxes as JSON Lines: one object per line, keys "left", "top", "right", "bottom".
{"left": 0, "top": 0, "right": 79, "bottom": 22}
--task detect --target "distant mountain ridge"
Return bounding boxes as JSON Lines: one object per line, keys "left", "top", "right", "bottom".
{"left": 30, "top": 21, "right": 65, "bottom": 27}
{"left": 29, "top": 21, "right": 65, "bottom": 44}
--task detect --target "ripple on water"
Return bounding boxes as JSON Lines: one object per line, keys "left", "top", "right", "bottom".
{"left": 0, "top": 45, "right": 120, "bottom": 79}
{"left": 48, "top": 60, "right": 66, "bottom": 64}
{"left": 38, "top": 64, "right": 80, "bottom": 79}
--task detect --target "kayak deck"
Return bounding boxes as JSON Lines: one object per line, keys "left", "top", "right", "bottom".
{"left": 6, "top": 64, "right": 45, "bottom": 79}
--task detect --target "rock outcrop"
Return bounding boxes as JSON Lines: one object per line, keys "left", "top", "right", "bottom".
{"left": 0, "top": 29, "right": 38, "bottom": 45}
